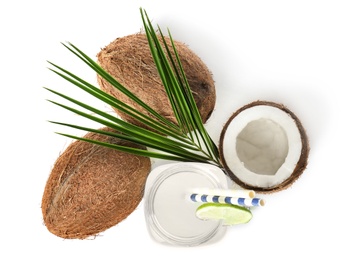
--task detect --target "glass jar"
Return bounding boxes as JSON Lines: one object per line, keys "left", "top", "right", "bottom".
{"left": 144, "top": 162, "right": 229, "bottom": 246}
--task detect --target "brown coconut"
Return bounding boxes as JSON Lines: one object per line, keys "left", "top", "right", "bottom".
{"left": 219, "top": 101, "right": 310, "bottom": 193}
{"left": 41, "top": 127, "right": 151, "bottom": 239}
{"left": 96, "top": 33, "right": 216, "bottom": 129}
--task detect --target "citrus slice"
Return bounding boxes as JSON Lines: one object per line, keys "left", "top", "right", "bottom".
{"left": 195, "top": 203, "right": 252, "bottom": 225}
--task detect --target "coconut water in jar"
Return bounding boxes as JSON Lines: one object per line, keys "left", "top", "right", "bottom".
{"left": 144, "top": 162, "right": 228, "bottom": 246}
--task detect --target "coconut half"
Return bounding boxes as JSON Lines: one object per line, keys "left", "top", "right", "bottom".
{"left": 219, "top": 101, "right": 309, "bottom": 193}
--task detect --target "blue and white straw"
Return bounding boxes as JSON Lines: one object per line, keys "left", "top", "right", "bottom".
{"left": 192, "top": 188, "right": 256, "bottom": 199}
{"left": 189, "top": 193, "right": 265, "bottom": 207}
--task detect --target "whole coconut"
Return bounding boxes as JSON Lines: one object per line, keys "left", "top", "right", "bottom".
{"left": 41, "top": 128, "right": 151, "bottom": 239}
{"left": 97, "top": 33, "right": 216, "bottom": 129}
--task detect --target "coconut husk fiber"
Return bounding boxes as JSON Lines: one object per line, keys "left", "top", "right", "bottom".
{"left": 41, "top": 127, "right": 151, "bottom": 239}
{"left": 97, "top": 33, "right": 216, "bottom": 129}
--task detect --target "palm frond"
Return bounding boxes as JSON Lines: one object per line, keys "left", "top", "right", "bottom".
{"left": 45, "top": 8, "right": 221, "bottom": 167}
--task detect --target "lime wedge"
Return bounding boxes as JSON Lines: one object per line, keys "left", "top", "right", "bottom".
{"left": 195, "top": 203, "right": 252, "bottom": 225}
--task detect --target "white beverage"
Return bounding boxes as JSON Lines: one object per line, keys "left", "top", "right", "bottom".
{"left": 144, "top": 162, "right": 229, "bottom": 246}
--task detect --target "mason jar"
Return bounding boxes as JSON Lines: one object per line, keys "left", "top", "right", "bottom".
{"left": 144, "top": 162, "right": 229, "bottom": 246}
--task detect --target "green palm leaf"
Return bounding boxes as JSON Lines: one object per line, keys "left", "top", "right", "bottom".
{"left": 45, "top": 8, "right": 221, "bottom": 167}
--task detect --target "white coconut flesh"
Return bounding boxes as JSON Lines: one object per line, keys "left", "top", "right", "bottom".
{"left": 221, "top": 105, "right": 302, "bottom": 189}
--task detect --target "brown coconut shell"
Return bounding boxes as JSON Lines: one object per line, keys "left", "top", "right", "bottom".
{"left": 96, "top": 33, "right": 216, "bottom": 129}
{"left": 41, "top": 128, "right": 151, "bottom": 239}
{"left": 219, "top": 100, "right": 310, "bottom": 193}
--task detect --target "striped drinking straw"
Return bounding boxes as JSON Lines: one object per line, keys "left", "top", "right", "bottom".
{"left": 191, "top": 188, "right": 256, "bottom": 199}
{"left": 189, "top": 193, "right": 265, "bottom": 207}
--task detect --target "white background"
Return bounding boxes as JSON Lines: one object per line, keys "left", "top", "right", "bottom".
{"left": 1, "top": 0, "right": 358, "bottom": 259}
